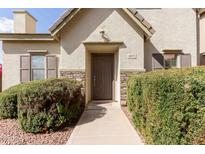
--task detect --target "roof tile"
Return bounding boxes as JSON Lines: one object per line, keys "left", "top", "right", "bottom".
{"left": 128, "top": 8, "right": 138, "bottom": 15}
{"left": 134, "top": 13, "right": 144, "bottom": 22}
{"left": 142, "top": 19, "right": 152, "bottom": 29}
{"left": 149, "top": 28, "right": 156, "bottom": 34}
{"left": 127, "top": 8, "right": 155, "bottom": 35}
{"left": 50, "top": 8, "right": 155, "bottom": 37}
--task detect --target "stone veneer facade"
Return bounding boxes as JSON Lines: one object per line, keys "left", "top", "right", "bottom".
{"left": 60, "top": 70, "right": 86, "bottom": 96}
{"left": 120, "top": 71, "right": 143, "bottom": 105}
{"left": 60, "top": 70, "right": 143, "bottom": 105}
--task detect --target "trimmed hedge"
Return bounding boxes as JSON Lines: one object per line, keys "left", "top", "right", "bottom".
{"left": 17, "top": 78, "right": 84, "bottom": 133}
{"left": 0, "top": 78, "right": 84, "bottom": 133}
{"left": 127, "top": 67, "right": 205, "bottom": 144}
{"left": 0, "top": 84, "right": 24, "bottom": 119}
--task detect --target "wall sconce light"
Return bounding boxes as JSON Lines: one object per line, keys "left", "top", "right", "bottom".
{"left": 99, "top": 28, "right": 110, "bottom": 42}
{"left": 99, "top": 29, "right": 105, "bottom": 35}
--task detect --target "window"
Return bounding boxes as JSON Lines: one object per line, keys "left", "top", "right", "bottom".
{"left": 31, "top": 55, "right": 45, "bottom": 80}
{"left": 20, "top": 54, "right": 57, "bottom": 83}
{"left": 152, "top": 51, "right": 191, "bottom": 70}
{"left": 164, "top": 53, "right": 178, "bottom": 68}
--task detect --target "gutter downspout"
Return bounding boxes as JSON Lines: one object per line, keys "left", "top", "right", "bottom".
{"left": 196, "top": 9, "right": 200, "bottom": 66}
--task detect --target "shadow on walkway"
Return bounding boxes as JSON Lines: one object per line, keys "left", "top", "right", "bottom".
{"left": 76, "top": 101, "right": 108, "bottom": 126}
{"left": 67, "top": 101, "right": 144, "bottom": 145}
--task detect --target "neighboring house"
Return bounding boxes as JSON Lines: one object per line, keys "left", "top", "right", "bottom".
{"left": 0, "top": 8, "right": 204, "bottom": 104}
{"left": 200, "top": 8, "right": 205, "bottom": 65}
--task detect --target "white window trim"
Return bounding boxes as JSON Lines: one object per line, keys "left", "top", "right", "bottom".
{"left": 176, "top": 54, "right": 181, "bottom": 68}
{"left": 27, "top": 50, "right": 48, "bottom": 53}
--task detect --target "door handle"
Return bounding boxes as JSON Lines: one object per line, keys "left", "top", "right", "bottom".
{"left": 93, "top": 75, "right": 96, "bottom": 87}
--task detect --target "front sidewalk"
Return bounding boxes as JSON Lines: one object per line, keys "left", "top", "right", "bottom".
{"left": 67, "top": 101, "right": 144, "bottom": 145}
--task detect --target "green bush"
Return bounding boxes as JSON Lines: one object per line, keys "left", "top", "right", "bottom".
{"left": 0, "top": 84, "right": 24, "bottom": 119}
{"left": 127, "top": 67, "right": 205, "bottom": 144}
{"left": 17, "top": 78, "right": 84, "bottom": 133}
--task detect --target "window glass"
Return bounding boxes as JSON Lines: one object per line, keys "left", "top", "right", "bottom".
{"left": 164, "top": 53, "right": 177, "bottom": 68}
{"left": 31, "top": 56, "right": 45, "bottom": 68}
{"left": 31, "top": 55, "right": 45, "bottom": 80}
{"left": 32, "top": 70, "right": 45, "bottom": 80}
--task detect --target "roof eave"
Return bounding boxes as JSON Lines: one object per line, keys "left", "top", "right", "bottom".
{"left": 198, "top": 8, "right": 205, "bottom": 15}
{"left": 0, "top": 33, "right": 54, "bottom": 41}
{"left": 123, "top": 8, "right": 155, "bottom": 39}
{"left": 49, "top": 8, "right": 81, "bottom": 36}
{"left": 49, "top": 8, "right": 155, "bottom": 39}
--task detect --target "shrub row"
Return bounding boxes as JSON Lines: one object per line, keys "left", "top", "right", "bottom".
{"left": 0, "top": 78, "right": 84, "bottom": 133}
{"left": 127, "top": 67, "right": 205, "bottom": 144}
{"left": 0, "top": 84, "right": 24, "bottom": 118}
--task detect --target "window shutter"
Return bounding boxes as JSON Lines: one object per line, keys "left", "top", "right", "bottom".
{"left": 20, "top": 55, "right": 31, "bottom": 83}
{"left": 152, "top": 53, "right": 164, "bottom": 70}
{"left": 180, "top": 54, "right": 191, "bottom": 68}
{"left": 46, "top": 55, "right": 57, "bottom": 78}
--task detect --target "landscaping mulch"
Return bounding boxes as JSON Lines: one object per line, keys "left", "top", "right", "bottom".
{"left": 121, "top": 106, "right": 132, "bottom": 122}
{"left": 0, "top": 119, "right": 74, "bottom": 145}
{"left": 121, "top": 105, "right": 145, "bottom": 144}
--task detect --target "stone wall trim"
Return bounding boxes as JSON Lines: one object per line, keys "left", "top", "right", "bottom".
{"left": 59, "top": 69, "right": 85, "bottom": 72}
{"left": 120, "top": 70, "right": 144, "bottom": 105}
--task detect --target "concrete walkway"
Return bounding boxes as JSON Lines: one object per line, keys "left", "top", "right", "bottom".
{"left": 67, "top": 101, "right": 144, "bottom": 145}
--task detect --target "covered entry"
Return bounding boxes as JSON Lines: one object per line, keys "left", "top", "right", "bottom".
{"left": 84, "top": 42, "right": 122, "bottom": 104}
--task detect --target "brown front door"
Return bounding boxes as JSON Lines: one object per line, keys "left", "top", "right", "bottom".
{"left": 91, "top": 53, "right": 114, "bottom": 100}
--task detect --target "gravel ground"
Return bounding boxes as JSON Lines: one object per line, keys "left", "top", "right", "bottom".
{"left": 0, "top": 119, "right": 75, "bottom": 145}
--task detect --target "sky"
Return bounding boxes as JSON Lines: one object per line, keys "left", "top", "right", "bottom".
{"left": 0, "top": 8, "right": 67, "bottom": 64}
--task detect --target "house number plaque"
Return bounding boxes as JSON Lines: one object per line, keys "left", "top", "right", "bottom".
{"left": 127, "top": 54, "right": 137, "bottom": 59}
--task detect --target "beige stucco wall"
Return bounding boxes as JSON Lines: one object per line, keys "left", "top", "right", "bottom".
{"left": 59, "top": 8, "right": 144, "bottom": 71}
{"left": 25, "top": 13, "right": 36, "bottom": 33}
{"left": 13, "top": 13, "right": 26, "bottom": 33}
{"left": 2, "top": 41, "right": 60, "bottom": 90}
{"left": 13, "top": 11, "right": 36, "bottom": 33}
{"left": 136, "top": 8, "right": 198, "bottom": 71}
